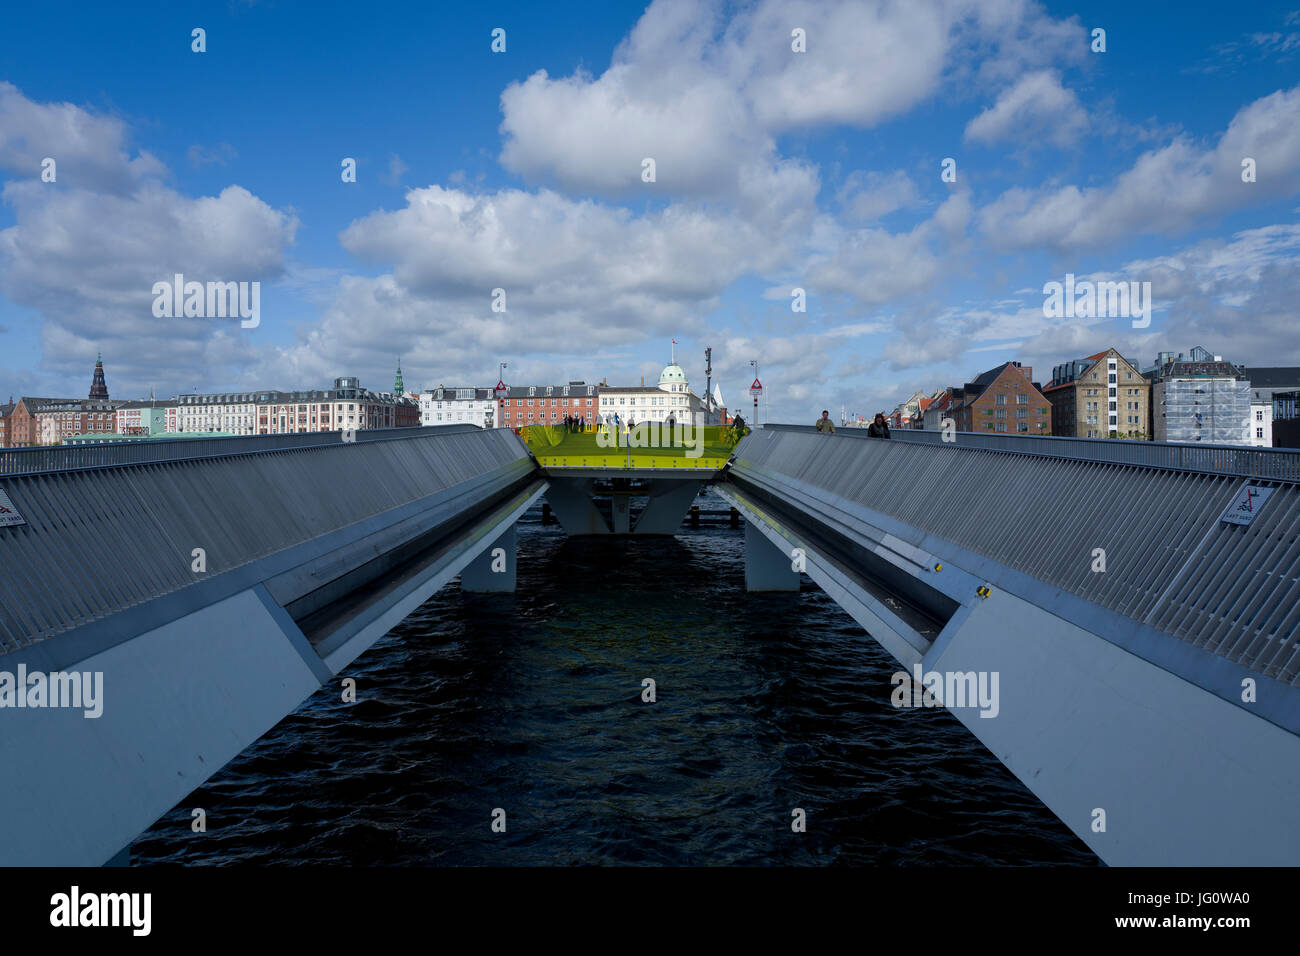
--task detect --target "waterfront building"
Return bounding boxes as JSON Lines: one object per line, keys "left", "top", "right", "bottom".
{"left": 948, "top": 362, "right": 1052, "bottom": 434}
{"left": 1249, "top": 402, "right": 1274, "bottom": 447}
{"left": 1273, "top": 390, "right": 1300, "bottom": 448}
{"left": 498, "top": 382, "right": 598, "bottom": 428}
{"left": 116, "top": 398, "right": 177, "bottom": 436}
{"left": 6, "top": 398, "right": 62, "bottom": 446}
{"left": 34, "top": 398, "right": 121, "bottom": 445}
{"left": 922, "top": 388, "right": 954, "bottom": 430}
{"left": 890, "top": 391, "right": 933, "bottom": 429}
{"left": 175, "top": 391, "right": 260, "bottom": 434}
{"left": 1044, "top": 348, "right": 1149, "bottom": 439}
{"left": 0, "top": 399, "right": 12, "bottom": 447}
{"left": 257, "top": 376, "right": 418, "bottom": 434}
{"left": 1145, "top": 347, "right": 1252, "bottom": 445}
{"left": 597, "top": 362, "right": 704, "bottom": 426}
{"left": 1240, "top": 366, "right": 1300, "bottom": 407}
{"left": 421, "top": 386, "right": 498, "bottom": 428}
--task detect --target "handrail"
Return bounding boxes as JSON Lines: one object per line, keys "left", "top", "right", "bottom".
{"left": 758, "top": 423, "right": 1300, "bottom": 482}
{"left": 0, "top": 425, "right": 483, "bottom": 478}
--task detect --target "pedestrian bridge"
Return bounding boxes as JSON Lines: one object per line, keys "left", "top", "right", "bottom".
{"left": 0, "top": 423, "right": 1297, "bottom": 866}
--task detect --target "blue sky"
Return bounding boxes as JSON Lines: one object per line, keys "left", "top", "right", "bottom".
{"left": 1, "top": 0, "right": 1298, "bottom": 420}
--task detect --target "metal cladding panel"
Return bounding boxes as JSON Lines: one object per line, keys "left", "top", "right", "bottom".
{"left": 0, "top": 424, "right": 483, "bottom": 477}
{"left": 735, "top": 428, "right": 1300, "bottom": 686}
{"left": 826, "top": 425, "right": 1300, "bottom": 480}
{"left": 0, "top": 429, "right": 531, "bottom": 652}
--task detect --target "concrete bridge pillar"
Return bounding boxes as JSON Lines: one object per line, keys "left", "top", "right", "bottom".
{"left": 461, "top": 523, "right": 517, "bottom": 592}
{"left": 744, "top": 520, "right": 800, "bottom": 592}
{"left": 611, "top": 493, "right": 632, "bottom": 533}
{"left": 544, "top": 478, "right": 610, "bottom": 535}
{"left": 633, "top": 479, "right": 703, "bottom": 534}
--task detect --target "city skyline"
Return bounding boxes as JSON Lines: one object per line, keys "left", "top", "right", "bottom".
{"left": 1, "top": 1, "right": 1298, "bottom": 422}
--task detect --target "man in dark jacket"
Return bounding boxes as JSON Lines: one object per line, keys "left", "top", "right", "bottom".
{"left": 867, "top": 413, "right": 891, "bottom": 438}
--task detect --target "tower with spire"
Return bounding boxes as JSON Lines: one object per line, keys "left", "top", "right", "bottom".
{"left": 394, "top": 357, "right": 404, "bottom": 397}
{"left": 88, "top": 351, "right": 109, "bottom": 400}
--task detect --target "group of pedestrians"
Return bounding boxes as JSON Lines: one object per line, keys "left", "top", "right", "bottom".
{"left": 815, "top": 410, "right": 891, "bottom": 438}
{"left": 562, "top": 414, "right": 588, "bottom": 433}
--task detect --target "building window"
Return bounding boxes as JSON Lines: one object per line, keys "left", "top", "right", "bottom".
{"left": 1017, "top": 394, "right": 1027, "bottom": 404}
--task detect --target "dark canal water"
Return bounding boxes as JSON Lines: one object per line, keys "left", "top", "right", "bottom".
{"left": 132, "top": 502, "right": 1096, "bottom": 866}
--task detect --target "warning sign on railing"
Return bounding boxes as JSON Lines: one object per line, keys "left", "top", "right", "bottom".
{"left": 1220, "top": 484, "right": 1274, "bottom": 526}
{"left": 0, "top": 488, "right": 26, "bottom": 527}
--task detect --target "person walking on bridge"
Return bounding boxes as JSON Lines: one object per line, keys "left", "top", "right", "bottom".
{"left": 867, "top": 413, "right": 891, "bottom": 439}
{"left": 816, "top": 410, "right": 835, "bottom": 434}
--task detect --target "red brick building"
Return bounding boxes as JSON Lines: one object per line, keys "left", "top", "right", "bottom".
{"left": 497, "top": 382, "right": 599, "bottom": 429}
{"left": 7, "top": 397, "right": 63, "bottom": 446}
{"left": 949, "top": 362, "right": 1052, "bottom": 435}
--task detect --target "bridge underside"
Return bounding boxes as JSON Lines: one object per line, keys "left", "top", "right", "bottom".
{"left": 542, "top": 469, "right": 711, "bottom": 535}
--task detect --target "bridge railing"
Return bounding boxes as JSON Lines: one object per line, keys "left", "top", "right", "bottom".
{"left": 761, "top": 424, "right": 1300, "bottom": 481}
{"left": 0, "top": 425, "right": 534, "bottom": 652}
{"left": 737, "top": 425, "right": 1300, "bottom": 687}
{"left": 0, "top": 425, "right": 483, "bottom": 477}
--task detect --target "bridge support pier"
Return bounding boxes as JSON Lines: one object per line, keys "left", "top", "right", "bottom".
{"left": 611, "top": 490, "right": 632, "bottom": 533}
{"left": 544, "top": 478, "right": 610, "bottom": 535}
{"left": 744, "top": 520, "right": 800, "bottom": 592}
{"left": 634, "top": 480, "right": 703, "bottom": 534}
{"left": 461, "top": 523, "right": 517, "bottom": 592}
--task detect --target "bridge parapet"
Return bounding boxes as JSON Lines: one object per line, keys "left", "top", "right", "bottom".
{"left": 735, "top": 426, "right": 1300, "bottom": 689}
{"left": 0, "top": 426, "right": 534, "bottom": 654}
{"left": 725, "top": 426, "right": 1300, "bottom": 864}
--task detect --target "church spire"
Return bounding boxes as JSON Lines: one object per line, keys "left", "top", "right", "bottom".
{"left": 88, "top": 352, "right": 109, "bottom": 400}
{"left": 394, "top": 357, "right": 404, "bottom": 396}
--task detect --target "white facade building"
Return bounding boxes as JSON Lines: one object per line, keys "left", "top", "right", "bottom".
{"left": 420, "top": 387, "right": 497, "bottom": 428}
{"left": 1249, "top": 402, "right": 1274, "bottom": 447}
{"left": 175, "top": 391, "right": 259, "bottom": 434}
{"left": 597, "top": 363, "right": 703, "bottom": 425}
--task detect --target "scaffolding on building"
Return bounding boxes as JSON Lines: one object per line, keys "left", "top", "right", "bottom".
{"left": 1160, "top": 377, "right": 1253, "bottom": 444}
